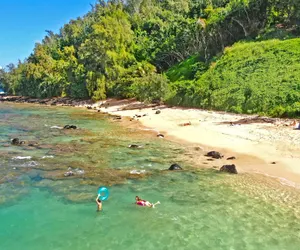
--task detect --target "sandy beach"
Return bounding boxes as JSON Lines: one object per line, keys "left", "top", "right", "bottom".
{"left": 92, "top": 98, "right": 300, "bottom": 187}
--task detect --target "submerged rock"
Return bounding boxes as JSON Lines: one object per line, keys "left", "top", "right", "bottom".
{"left": 169, "top": 163, "right": 182, "bottom": 170}
{"left": 64, "top": 171, "right": 74, "bottom": 177}
{"left": 220, "top": 164, "right": 238, "bottom": 174}
{"left": 130, "top": 170, "right": 146, "bottom": 175}
{"left": 205, "top": 151, "right": 223, "bottom": 159}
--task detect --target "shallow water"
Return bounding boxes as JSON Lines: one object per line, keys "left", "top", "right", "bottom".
{"left": 1, "top": 102, "right": 300, "bottom": 250}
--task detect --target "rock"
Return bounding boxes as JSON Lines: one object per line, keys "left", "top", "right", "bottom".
{"left": 11, "top": 138, "right": 20, "bottom": 145}
{"left": 168, "top": 163, "right": 182, "bottom": 170}
{"left": 30, "top": 174, "right": 44, "bottom": 182}
{"left": 87, "top": 106, "right": 92, "bottom": 110}
{"left": 155, "top": 110, "right": 161, "bottom": 114}
{"left": 271, "top": 161, "right": 276, "bottom": 164}
{"left": 194, "top": 146, "right": 203, "bottom": 151}
{"left": 64, "top": 171, "right": 74, "bottom": 177}
{"left": 227, "top": 156, "right": 236, "bottom": 160}
{"left": 128, "top": 144, "right": 143, "bottom": 148}
{"left": 28, "top": 141, "right": 39, "bottom": 147}
{"left": 11, "top": 138, "right": 25, "bottom": 145}
{"left": 157, "top": 134, "right": 164, "bottom": 138}
{"left": 130, "top": 170, "right": 146, "bottom": 175}
{"left": 112, "top": 116, "right": 122, "bottom": 120}
{"left": 64, "top": 125, "right": 77, "bottom": 129}
{"left": 205, "top": 151, "right": 223, "bottom": 159}
{"left": 220, "top": 164, "right": 238, "bottom": 174}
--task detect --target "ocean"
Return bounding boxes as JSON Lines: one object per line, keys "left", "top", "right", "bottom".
{"left": 0, "top": 102, "right": 300, "bottom": 250}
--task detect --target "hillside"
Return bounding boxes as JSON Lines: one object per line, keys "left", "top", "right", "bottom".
{"left": 0, "top": 0, "right": 300, "bottom": 117}
{"left": 168, "top": 39, "right": 300, "bottom": 117}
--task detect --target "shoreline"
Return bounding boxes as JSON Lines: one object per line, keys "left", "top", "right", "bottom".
{"left": 95, "top": 98, "right": 300, "bottom": 187}
{"left": 2, "top": 96, "right": 300, "bottom": 187}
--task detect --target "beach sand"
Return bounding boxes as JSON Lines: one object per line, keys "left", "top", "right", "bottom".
{"left": 93, "top": 99, "right": 300, "bottom": 186}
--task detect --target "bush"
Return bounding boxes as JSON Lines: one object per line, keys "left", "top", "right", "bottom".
{"left": 131, "top": 73, "right": 170, "bottom": 103}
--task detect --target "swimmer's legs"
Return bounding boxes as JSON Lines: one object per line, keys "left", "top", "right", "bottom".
{"left": 151, "top": 201, "right": 160, "bottom": 208}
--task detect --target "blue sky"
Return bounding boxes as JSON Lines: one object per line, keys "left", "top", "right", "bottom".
{"left": 0, "top": 0, "right": 97, "bottom": 67}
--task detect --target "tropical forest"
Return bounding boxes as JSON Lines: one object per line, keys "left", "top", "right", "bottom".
{"left": 1, "top": 0, "right": 300, "bottom": 117}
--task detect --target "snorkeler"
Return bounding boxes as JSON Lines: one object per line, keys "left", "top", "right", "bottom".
{"left": 135, "top": 196, "right": 160, "bottom": 208}
{"left": 96, "top": 194, "right": 102, "bottom": 211}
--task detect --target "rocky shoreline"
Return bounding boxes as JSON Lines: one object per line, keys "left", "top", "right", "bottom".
{"left": 0, "top": 95, "right": 94, "bottom": 107}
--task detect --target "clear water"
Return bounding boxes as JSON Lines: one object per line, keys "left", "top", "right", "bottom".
{"left": 1, "top": 103, "right": 300, "bottom": 250}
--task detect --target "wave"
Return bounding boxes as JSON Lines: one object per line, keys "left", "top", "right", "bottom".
{"left": 12, "top": 156, "right": 32, "bottom": 160}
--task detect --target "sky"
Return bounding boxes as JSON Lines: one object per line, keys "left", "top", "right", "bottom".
{"left": 0, "top": 0, "right": 97, "bottom": 68}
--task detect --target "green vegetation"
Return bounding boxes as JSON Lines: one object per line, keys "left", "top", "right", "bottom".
{"left": 1, "top": 0, "right": 300, "bottom": 117}
{"left": 197, "top": 39, "right": 300, "bottom": 117}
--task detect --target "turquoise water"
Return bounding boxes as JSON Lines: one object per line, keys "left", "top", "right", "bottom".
{"left": 1, "top": 103, "right": 300, "bottom": 250}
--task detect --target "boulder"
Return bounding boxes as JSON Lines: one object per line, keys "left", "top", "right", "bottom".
{"left": 155, "top": 110, "right": 161, "bottom": 114}
{"left": 205, "top": 151, "right": 223, "bottom": 159}
{"left": 220, "top": 164, "right": 238, "bottom": 174}
{"left": 169, "top": 163, "right": 182, "bottom": 170}
{"left": 157, "top": 134, "right": 164, "bottom": 138}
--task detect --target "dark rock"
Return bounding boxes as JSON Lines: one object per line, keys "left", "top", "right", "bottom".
{"left": 64, "top": 125, "right": 77, "bottom": 129}
{"left": 157, "top": 134, "right": 164, "bottom": 138}
{"left": 135, "top": 114, "right": 142, "bottom": 118}
{"left": 227, "top": 156, "right": 236, "bottom": 160}
{"left": 155, "top": 110, "right": 161, "bottom": 114}
{"left": 30, "top": 174, "right": 44, "bottom": 182}
{"left": 220, "top": 164, "right": 238, "bottom": 174}
{"left": 205, "top": 151, "right": 223, "bottom": 159}
{"left": 11, "top": 138, "right": 20, "bottom": 145}
{"left": 128, "top": 144, "right": 142, "bottom": 148}
{"left": 169, "top": 163, "right": 182, "bottom": 170}
{"left": 271, "top": 162, "right": 276, "bottom": 164}
{"left": 87, "top": 106, "right": 92, "bottom": 110}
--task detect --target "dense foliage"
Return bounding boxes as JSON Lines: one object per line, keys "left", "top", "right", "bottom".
{"left": 168, "top": 39, "right": 300, "bottom": 117}
{"left": 1, "top": 0, "right": 300, "bottom": 116}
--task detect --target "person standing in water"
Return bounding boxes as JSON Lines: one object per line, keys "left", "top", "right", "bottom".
{"left": 96, "top": 194, "right": 102, "bottom": 211}
{"left": 135, "top": 196, "right": 160, "bottom": 208}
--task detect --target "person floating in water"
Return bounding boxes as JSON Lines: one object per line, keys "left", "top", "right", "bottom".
{"left": 135, "top": 196, "right": 160, "bottom": 208}
{"left": 96, "top": 194, "right": 102, "bottom": 212}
